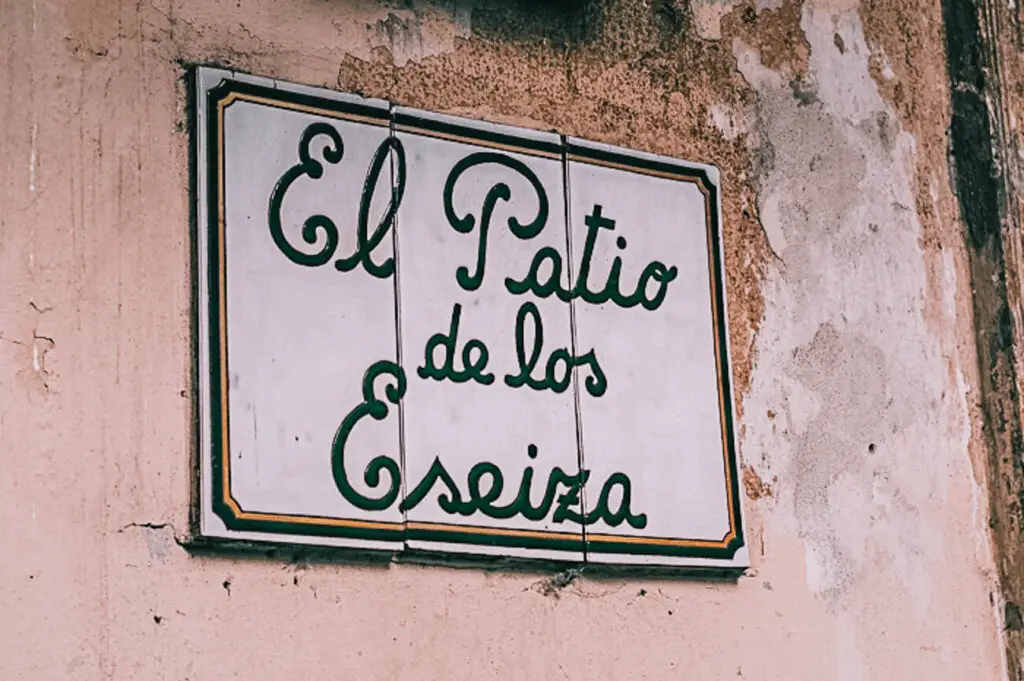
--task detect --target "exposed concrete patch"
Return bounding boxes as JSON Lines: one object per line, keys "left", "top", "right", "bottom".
{"left": 708, "top": 102, "right": 749, "bottom": 140}
{"left": 803, "top": 6, "right": 885, "bottom": 125}
{"left": 690, "top": 0, "right": 743, "bottom": 40}
{"left": 141, "top": 526, "right": 172, "bottom": 563}
{"left": 692, "top": 0, "right": 795, "bottom": 41}
{"left": 857, "top": 0, "right": 998, "bottom": 601}
{"left": 722, "top": 0, "right": 810, "bottom": 78}
{"left": 857, "top": 12, "right": 1004, "bottom": 675}
{"left": 737, "top": 0, "right": 955, "bottom": 623}
{"left": 118, "top": 522, "right": 185, "bottom": 564}
{"left": 365, "top": 4, "right": 474, "bottom": 67}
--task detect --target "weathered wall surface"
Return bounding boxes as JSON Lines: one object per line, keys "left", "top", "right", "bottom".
{"left": 0, "top": 0, "right": 1007, "bottom": 679}
{"left": 943, "top": 1, "right": 1024, "bottom": 677}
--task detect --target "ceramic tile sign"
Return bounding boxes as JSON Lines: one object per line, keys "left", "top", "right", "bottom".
{"left": 195, "top": 67, "right": 748, "bottom": 569}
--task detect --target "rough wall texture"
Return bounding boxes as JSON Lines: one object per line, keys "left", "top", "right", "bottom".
{"left": 945, "top": 1, "right": 1024, "bottom": 678}
{"left": 0, "top": 0, "right": 1007, "bottom": 679}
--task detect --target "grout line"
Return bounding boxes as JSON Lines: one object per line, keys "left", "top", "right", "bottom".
{"left": 560, "top": 135, "right": 589, "bottom": 564}
{"left": 388, "top": 105, "right": 411, "bottom": 550}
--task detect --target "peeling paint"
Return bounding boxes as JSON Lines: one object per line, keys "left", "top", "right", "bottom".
{"left": 737, "top": 0, "right": 998, "bottom": 666}
{"left": 709, "top": 102, "right": 748, "bottom": 140}
{"left": 365, "top": 5, "right": 473, "bottom": 67}
{"left": 690, "top": 0, "right": 743, "bottom": 39}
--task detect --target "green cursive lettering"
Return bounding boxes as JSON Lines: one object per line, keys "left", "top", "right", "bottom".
{"left": 505, "top": 301, "right": 607, "bottom": 397}
{"left": 417, "top": 303, "right": 495, "bottom": 386}
{"left": 330, "top": 360, "right": 406, "bottom": 511}
{"left": 443, "top": 152, "right": 549, "bottom": 291}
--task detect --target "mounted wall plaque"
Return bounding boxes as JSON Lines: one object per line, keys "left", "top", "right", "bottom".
{"left": 194, "top": 67, "right": 747, "bottom": 569}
